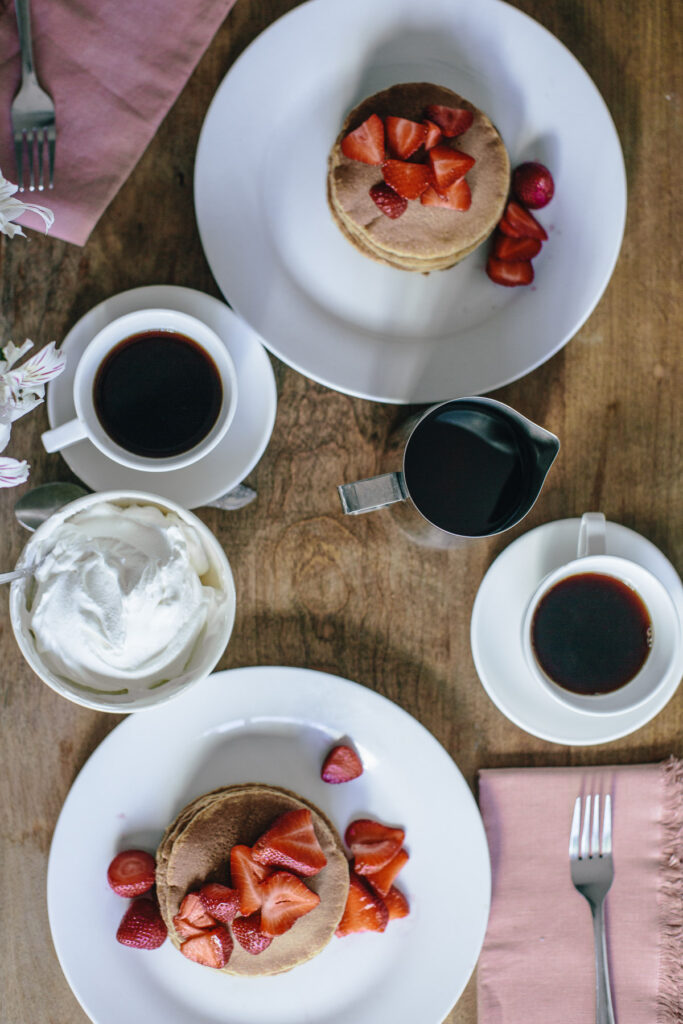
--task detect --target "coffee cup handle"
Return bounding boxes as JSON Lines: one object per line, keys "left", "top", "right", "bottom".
{"left": 577, "top": 512, "right": 606, "bottom": 557}
{"left": 338, "top": 473, "right": 407, "bottom": 515}
{"left": 41, "top": 418, "right": 88, "bottom": 454}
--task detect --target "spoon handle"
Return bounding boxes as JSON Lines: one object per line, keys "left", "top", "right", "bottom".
{"left": 0, "top": 568, "right": 28, "bottom": 585}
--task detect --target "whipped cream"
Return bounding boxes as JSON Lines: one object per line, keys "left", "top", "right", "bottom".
{"left": 21, "top": 501, "right": 228, "bottom": 695}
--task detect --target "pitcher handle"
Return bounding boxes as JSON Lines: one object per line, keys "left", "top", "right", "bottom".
{"left": 338, "top": 472, "right": 407, "bottom": 515}
{"left": 577, "top": 512, "right": 606, "bottom": 557}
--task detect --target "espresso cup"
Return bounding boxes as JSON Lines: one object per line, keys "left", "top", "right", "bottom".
{"left": 522, "top": 513, "right": 681, "bottom": 715}
{"left": 41, "top": 309, "right": 238, "bottom": 472}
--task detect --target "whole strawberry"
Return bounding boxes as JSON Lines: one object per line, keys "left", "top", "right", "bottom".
{"left": 512, "top": 162, "right": 554, "bottom": 209}
{"left": 116, "top": 897, "right": 167, "bottom": 950}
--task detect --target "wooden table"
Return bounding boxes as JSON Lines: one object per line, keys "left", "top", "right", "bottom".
{"left": 0, "top": 1, "right": 680, "bottom": 1021}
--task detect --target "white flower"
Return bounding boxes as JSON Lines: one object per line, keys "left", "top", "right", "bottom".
{"left": 0, "top": 170, "right": 54, "bottom": 237}
{"left": 0, "top": 339, "right": 66, "bottom": 485}
{"left": 0, "top": 456, "right": 29, "bottom": 487}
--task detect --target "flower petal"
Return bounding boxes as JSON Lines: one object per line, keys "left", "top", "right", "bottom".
{"left": 0, "top": 456, "right": 29, "bottom": 487}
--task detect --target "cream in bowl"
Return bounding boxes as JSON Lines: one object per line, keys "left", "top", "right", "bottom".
{"left": 10, "top": 491, "right": 235, "bottom": 712}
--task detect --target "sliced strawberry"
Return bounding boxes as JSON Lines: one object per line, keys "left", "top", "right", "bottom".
{"left": 424, "top": 104, "right": 474, "bottom": 138}
{"left": 382, "top": 159, "right": 432, "bottom": 200}
{"left": 116, "top": 896, "right": 167, "bottom": 950}
{"left": 422, "top": 119, "right": 443, "bottom": 150}
{"left": 321, "top": 743, "right": 364, "bottom": 784}
{"left": 180, "top": 926, "right": 233, "bottom": 969}
{"left": 198, "top": 883, "right": 240, "bottom": 925}
{"left": 384, "top": 885, "right": 410, "bottom": 921}
{"left": 344, "top": 819, "right": 405, "bottom": 874}
{"left": 493, "top": 232, "right": 542, "bottom": 261}
{"left": 107, "top": 849, "right": 156, "bottom": 898}
{"left": 251, "top": 809, "right": 327, "bottom": 877}
{"left": 340, "top": 113, "right": 384, "bottom": 165}
{"left": 486, "top": 256, "right": 534, "bottom": 287}
{"left": 232, "top": 912, "right": 273, "bottom": 955}
{"left": 335, "top": 872, "right": 389, "bottom": 937}
{"left": 173, "top": 891, "right": 216, "bottom": 939}
{"left": 499, "top": 201, "right": 548, "bottom": 241}
{"left": 385, "top": 116, "right": 427, "bottom": 159}
{"left": 428, "top": 145, "right": 475, "bottom": 192}
{"left": 364, "top": 846, "right": 409, "bottom": 897}
{"left": 230, "top": 845, "right": 272, "bottom": 916}
{"left": 420, "top": 178, "right": 471, "bottom": 211}
{"left": 369, "top": 182, "right": 407, "bottom": 220}
{"left": 258, "top": 871, "right": 321, "bottom": 937}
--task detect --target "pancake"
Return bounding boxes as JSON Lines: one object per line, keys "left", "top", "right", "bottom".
{"left": 327, "top": 82, "right": 510, "bottom": 272}
{"left": 156, "top": 784, "right": 349, "bottom": 976}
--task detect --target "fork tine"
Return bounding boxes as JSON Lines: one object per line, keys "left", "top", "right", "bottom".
{"left": 569, "top": 796, "right": 581, "bottom": 857}
{"left": 580, "top": 794, "right": 592, "bottom": 859}
{"left": 28, "top": 130, "right": 36, "bottom": 191}
{"left": 602, "top": 794, "right": 612, "bottom": 856}
{"left": 13, "top": 134, "right": 24, "bottom": 191}
{"left": 47, "top": 126, "right": 55, "bottom": 189}
{"left": 36, "top": 127, "right": 44, "bottom": 191}
{"left": 591, "top": 794, "right": 600, "bottom": 857}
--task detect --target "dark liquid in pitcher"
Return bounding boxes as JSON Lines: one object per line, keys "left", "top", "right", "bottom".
{"left": 94, "top": 331, "right": 222, "bottom": 458}
{"left": 531, "top": 573, "right": 652, "bottom": 694}
{"left": 403, "top": 403, "right": 533, "bottom": 536}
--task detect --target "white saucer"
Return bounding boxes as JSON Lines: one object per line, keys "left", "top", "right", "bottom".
{"left": 46, "top": 286, "right": 277, "bottom": 509}
{"left": 470, "top": 519, "right": 683, "bottom": 745}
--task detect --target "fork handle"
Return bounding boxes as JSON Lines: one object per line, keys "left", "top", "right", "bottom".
{"left": 592, "top": 902, "right": 616, "bottom": 1024}
{"left": 14, "top": 0, "right": 36, "bottom": 78}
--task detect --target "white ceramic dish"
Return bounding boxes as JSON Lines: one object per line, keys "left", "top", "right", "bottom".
{"left": 46, "top": 286, "right": 277, "bottom": 509}
{"left": 10, "top": 490, "right": 236, "bottom": 712}
{"left": 470, "top": 519, "right": 683, "bottom": 745}
{"left": 194, "top": 0, "right": 626, "bottom": 403}
{"left": 47, "top": 666, "right": 490, "bottom": 1024}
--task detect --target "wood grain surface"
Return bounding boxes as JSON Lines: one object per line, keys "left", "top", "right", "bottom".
{"left": 0, "top": 1, "right": 681, "bottom": 1021}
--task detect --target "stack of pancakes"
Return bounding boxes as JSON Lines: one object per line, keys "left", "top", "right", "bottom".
{"left": 327, "top": 82, "right": 510, "bottom": 272}
{"left": 155, "top": 783, "right": 349, "bottom": 976}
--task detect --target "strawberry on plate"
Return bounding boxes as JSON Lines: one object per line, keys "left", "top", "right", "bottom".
{"left": 251, "top": 808, "right": 327, "bottom": 877}
{"left": 180, "top": 926, "right": 233, "bottom": 969}
{"left": 383, "top": 885, "right": 410, "bottom": 921}
{"left": 385, "top": 116, "right": 427, "bottom": 159}
{"left": 198, "top": 883, "right": 240, "bottom": 925}
{"left": 428, "top": 145, "right": 475, "bottom": 192}
{"left": 116, "top": 897, "right": 167, "bottom": 950}
{"left": 492, "top": 233, "right": 542, "bottom": 261}
{"left": 420, "top": 178, "right": 471, "bottom": 211}
{"left": 321, "top": 743, "right": 364, "bottom": 783}
{"left": 499, "top": 201, "right": 548, "bottom": 241}
{"left": 344, "top": 818, "right": 405, "bottom": 874}
{"left": 369, "top": 182, "right": 408, "bottom": 220}
{"left": 486, "top": 256, "right": 534, "bottom": 287}
{"left": 422, "top": 119, "right": 443, "bottom": 150}
{"left": 258, "top": 871, "right": 321, "bottom": 937}
{"left": 230, "top": 845, "right": 272, "bottom": 916}
{"left": 423, "top": 104, "right": 474, "bottom": 138}
{"left": 340, "top": 113, "right": 385, "bottom": 165}
{"left": 512, "top": 161, "right": 554, "bottom": 208}
{"left": 232, "top": 912, "right": 274, "bottom": 955}
{"left": 364, "top": 846, "right": 409, "bottom": 897}
{"left": 107, "top": 849, "right": 156, "bottom": 898}
{"left": 382, "top": 159, "right": 433, "bottom": 200}
{"left": 335, "top": 872, "right": 389, "bottom": 937}
{"left": 173, "top": 891, "right": 216, "bottom": 939}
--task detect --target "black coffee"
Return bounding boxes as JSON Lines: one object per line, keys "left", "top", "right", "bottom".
{"left": 93, "top": 331, "right": 222, "bottom": 458}
{"left": 531, "top": 573, "right": 652, "bottom": 694}
{"left": 402, "top": 402, "right": 533, "bottom": 536}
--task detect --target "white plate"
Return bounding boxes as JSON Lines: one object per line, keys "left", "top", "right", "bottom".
{"left": 194, "top": 0, "right": 626, "bottom": 404}
{"left": 46, "top": 286, "right": 277, "bottom": 509}
{"left": 470, "top": 519, "right": 683, "bottom": 745}
{"left": 48, "top": 666, "right": 490, "bottom": 1024}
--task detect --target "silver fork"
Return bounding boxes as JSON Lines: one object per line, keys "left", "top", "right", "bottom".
{"left": 11, "top": 0, "right": 56, "bottom": 191}
{"left": 569, "top": 794, "right": 616, "bottom": 1024}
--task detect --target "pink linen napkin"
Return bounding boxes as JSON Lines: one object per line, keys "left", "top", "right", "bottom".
{"left": 0, "top": 0, "right": 236, "bottom": 245}
{"left": 477, "top": 759, "right": 683, "bottom": 1023}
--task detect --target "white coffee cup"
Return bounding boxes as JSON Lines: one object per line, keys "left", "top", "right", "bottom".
{"left": 41, "top": 308, "right": 238, "bottom": 472}
{"left": 522, "top": 513, "right": 681, "bottom": 715}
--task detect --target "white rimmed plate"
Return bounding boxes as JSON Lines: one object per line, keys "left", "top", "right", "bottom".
{"left": 46, "top": 286, "right": 277, "bottom": 509}
{"left": 194, "top": 0, "right": 626, "bottom": 403}
{"left": 48, "top": 666, "right": 490, "bottom": 1024}
{"left": 470, "top": 519, "right": 683, "bottom": 745}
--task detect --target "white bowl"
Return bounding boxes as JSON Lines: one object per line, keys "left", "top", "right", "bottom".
{"left": 9, "top": 490, "right": 236, "bottom": 712}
